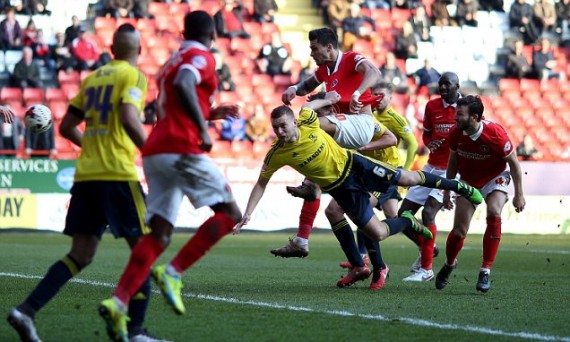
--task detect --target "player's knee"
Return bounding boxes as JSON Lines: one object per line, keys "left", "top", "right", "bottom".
{"left": 451, "top": 226, "right": 468, "bottom": 239}
{"left": 421, "top": 206, "right": 438, "bottom": 223}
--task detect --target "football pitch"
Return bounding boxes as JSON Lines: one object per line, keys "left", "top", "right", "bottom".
{"left": 1, "top": 232, "right": 569, "bottom": 342}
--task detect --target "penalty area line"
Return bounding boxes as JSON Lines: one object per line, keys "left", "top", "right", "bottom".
{"left": 1, "top": 272, "right": 569, "bottom": 342}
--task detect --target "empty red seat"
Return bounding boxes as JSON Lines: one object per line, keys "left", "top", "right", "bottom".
{"left": 231, "top": 140, "right": 254, "bottom": 158}
{"left": 498, "top": 78, "right": 520, "bottom": 92}
{"left": 209, "top": 140, "right": 233, "bottom": 158}
{"left": 94, "top": 17, "right": 117, "bottom": 31}
{"left": 58, "top": 70, "right": 80, "bottom": 85}
{"left": 0, "top": 87, "right": 23, "bottom": 103}
{"left": 148, "top": 1, "right": 169, "bottom": 16}
{"left": 22, "top": 88, "right": 44, "bottom": 104}
{"left": 45, "top": 88, "right": 66, "bottom": 102}
{"left": 48, "top": 100, "right": 69, "bottom": 121}
{"left": 61, "top": 83, "right": 80, "bottom": 101}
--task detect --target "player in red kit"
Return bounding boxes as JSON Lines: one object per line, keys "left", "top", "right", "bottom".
{"left": 398, "top": 72, "right": 460, "bottom": 282}
{"left": 98, "top": 11, "right": 242, "bottom": 341}
{"left": 435, "top": 95, "right": 525, "bottom": 293}
{"left": 273, "top": 27, "right": 381, "bottom": 260}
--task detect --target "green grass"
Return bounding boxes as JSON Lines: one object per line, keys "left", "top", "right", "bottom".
{"left": 1, "top": 232, "right": 569, "bottom": 341}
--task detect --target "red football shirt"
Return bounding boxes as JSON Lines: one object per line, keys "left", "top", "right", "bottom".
{"left": 314, "top": 51, "right": 379, "bottom": 113}
{"left": 422, "top": 98, "right": 457, "bottom": 169}
{"left": 449, "top": 120, "right": 513, "bottom": 189}
{"left": 143, "top": 41, "right": 217, "bottom": 156}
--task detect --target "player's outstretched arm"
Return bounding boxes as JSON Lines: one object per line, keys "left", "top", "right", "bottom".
{"left": 358, "top": 125, "right": 397, "bottom": 152}
{"left": 401, "top": 130, "right": 419, "bottom": 170}
{"left": 506, "top": 152, "right": 526, "bottom": 213}
{"left": 282, "top": 75, "right": 321, "bottom": 105}
{"left": 302, "top": 91, "right": 341, "bottom": 111}
{"left": 234, "top": 175, "right": 270, "bottom": 234}
{"left": 209, "top": 104, "right": 240, "bottom": 121}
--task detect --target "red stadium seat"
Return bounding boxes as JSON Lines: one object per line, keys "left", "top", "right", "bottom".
{"left": 520, "top": 79, "right": 540, "bottom": 91}
{"left": 0, "top": 87, "right": 23, "bottom": 103}
{"left": 96, "top": 27, "right": 115, "bottom": 48}
{"left": 137, "top": 18, "right": 157, "bottom": 35}
{"left": 94, "top": 17, "right": 117, "bottom": 31}
{"left": 148, "top": 1, "right": 169, "bottom": 16}
{"left": 117, "top": 18, "right": 137, "bottom": 27}
{"left": 45, "top": 88, "right": 66, "bottom": 102}
{"left": 498, "top": 78, "right": 520, "bottom": 92}
{"left": 58, "top": 70, "right": 80, "bottom": 85}
{"left": 169, "top": 2, "right": 191, "bottom": 13}
{"left": 22, "top": 88, "right": 44, "bottom": 104}
{"left": 210, "top": 140, "right": 233, "bottom": 158}
{"left": 60, "top": 83, "right": 80, "bottom": 101}
{"left": 49, "top": 100, "right": 69, "bottom": 121}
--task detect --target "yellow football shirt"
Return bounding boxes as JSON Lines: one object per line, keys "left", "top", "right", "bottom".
{"left": 261, "top": 108, "right": 351, "bottom": 191}
{"left": 69, "top": 60, "right": 147, "bottom": 182}
{"left": 373, "top": 106, "right": 417, "bottom": 169}
{"left": 359, "top": 118, "right": 402, "bottom": 168}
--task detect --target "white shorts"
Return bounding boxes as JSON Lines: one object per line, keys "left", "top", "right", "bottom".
{"left": 143, "top": 154, "right": 235, "bottom": 226}
{"left": 479, "top": 170, "right": 511, "bottom": 200}
{"left": 325, "top": 114, "right": 375, "bottom": 150}
{"left": 405, "top": 163, "right": 448, "bottom": 205}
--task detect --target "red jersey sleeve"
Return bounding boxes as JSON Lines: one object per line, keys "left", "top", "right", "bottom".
{"left": 314, "top": 65, "right": 327, "bottom": 83}
{"left": 488, "top": 122, "right": 514, "bottom": 158}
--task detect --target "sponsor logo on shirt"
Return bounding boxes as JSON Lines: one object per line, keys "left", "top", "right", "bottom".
{"left": 191, "top": 55, "right": 207, "bottom": 69}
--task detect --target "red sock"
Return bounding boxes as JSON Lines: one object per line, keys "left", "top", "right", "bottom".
{"left": 115, "top": 235, "right": 165, "bottom": 304}
{"left": 482, "top": 216, "right": 502, "bottom": 269}
{"left": 445, "top": 231, "right": 465, "bottom": 266}
{"left": 170, "top": 212, "right": 236, "bottom": 273}
{"left": 420, "top": 224, "right": 437, "bottom": 270}
{"left": 297, "top": 199, "right": 320, "bottom": 239}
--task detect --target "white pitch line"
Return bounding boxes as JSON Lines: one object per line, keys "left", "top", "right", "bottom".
{"left": 1, "top": 272, "right": 569, "bottom": 341}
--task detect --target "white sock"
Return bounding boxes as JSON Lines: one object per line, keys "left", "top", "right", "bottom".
{"left": 113, "top": 296, "right": 127, "bottom": 313}
{"left": 480, "top": 268, "right": 491, "bottom": 275}
{"left": 293, "top": 237, "right": 308, "bottom": 246}
{"left": 166, "top": 264, "right": 181, "bottom": 277}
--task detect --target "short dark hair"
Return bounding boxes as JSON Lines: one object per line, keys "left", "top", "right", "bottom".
{"left": 372, "top": 81, "right": 394, "bottom": 94}
{"left": 457, "top": 95, "right": 484, "bottom": 121}
{"left": 184, "top": 11, "right": 215, "bottom": 41}
{"left": 116, "top": 23, "right": 136, "bottom": 33}
{"left": 308, "top": 27, "right": 338, "bottom": 49}
{"left": 270, "top": 105, "right": 294, "bottom": 120}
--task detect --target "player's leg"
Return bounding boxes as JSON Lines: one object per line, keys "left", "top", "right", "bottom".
{"left": 8, "top": 182, "right": 104, "bottom": 342}
{"left": 398, "top": 169, "right": 483, "bottom": 205}
{"left": 478, "top": 177, "right": 509, "bottom": 293}
{"left": 435, "top": 196, "right": 475, "bottom": 290}
{"left": 153, "top": 154, "right": 240, "bottom": 314}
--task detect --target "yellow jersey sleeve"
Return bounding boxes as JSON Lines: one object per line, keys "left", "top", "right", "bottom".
{"left": 120, "top": 69, "right": 147, "bottom": 110}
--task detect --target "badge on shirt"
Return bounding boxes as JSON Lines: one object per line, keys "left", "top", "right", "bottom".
{"left": 191, "top": 55, "right": 207, "bottom": 69}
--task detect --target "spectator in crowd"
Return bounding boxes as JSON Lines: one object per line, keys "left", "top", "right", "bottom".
{"left": 27, "top": 0, "right": 50, "bottom": 15}
{"left": 246, "top": 104, "right": 271, "bottom": 142}
{"left": 0, "top": 107, "right": 24, "bottom": 157}
{"left": 380, "top": 51, "right": 409, "bottom": 93}
{"left": 214, "top": 0, "right": 251, "bottom": 39}
{"left": 64, "top": 15, "right": 81, "bottom": 46}
{"left": 12, "top": 46, "right": 42, "bottom": 89}
{"left": 479, "top": 0, "right": 504, "bottom": 12}
{"left": 50, "top": 32, "right": 77, "bottom": 72}
{"left": 409, "top": 5, "right": 432, "bottom": 42}
{"left": 104, "top": 0, "right": 134, "bottom": 18}
{"left": 11, "top": 0, "right": 27, "bottom": 14}
{"left": 31, "top": 29, "right": 55, "bottom": 70}
{"left": 25, "top": 123, "right": 56, "bottom": 158}
{"left": 432, "top": 0, "right": 455, "bottom": 26}
{"left": 213, "top": 48, "right": 236, "bottom": 91}
{"left": 219, "top": 115, "right": 248, "bottom": 141}
{"left": 341, "top": 2, "right": 376, "bottom": 51}
{"left": 533, "top": 0, "right": 557, "bottom": 35}
{"left": 363, "top": 0, "right": 390, "bottom": 10}
{"left": 326, "top": 0, "right": 350, "bottom": 35}
{"left": 555, "top": 0, "right": 570, "bottom": 35}
{"left": 509, "top": 0, "right": 539, "bottom": 44}
{"left": 23, "top": 19, "right": 38, "bottom": 46}
{"left": 253, "top": 0, "right": 278, "bottom": 23}
{"left": 412, "top": 58, "right": 441, "bottom": 94}
{"left": 395, "top": 21, "right": 418, "bottom": 59}
{"left": 297, "top": 58, "right": 318, "bottom": 83}
{"left": 532, "top": 37, "right": 564, "bottom": 81}
{"left": 393, "top": 0, "right": 420, "bottom": 9}
{"left": 133, "top": 0, "right": 152, "bottom": 18}
{"left": 0, "top": 7, "right": 23, "bottom": 51}
{"left": 456, "top": 0, "right": 479, "bottom": 27}
{"left": 256, "top": 31, "right": 292, "bottom": 76}
{"left": 71, "top": 26, "right": 102, "bottom": 71}
{"left": 506, "top": 39, "right": 533, "bottom": 79}
{"left": 516, "top": 134, "right": 543, "bottom": 160}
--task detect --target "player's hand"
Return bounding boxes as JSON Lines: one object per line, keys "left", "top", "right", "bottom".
{"left": 210, "top": 104, "right": 239, "bottom": 120}
{"left": 427, "top": 138, "right": 445, "bottom": 153}
{"left": 0, "top": 105, "right": 15, "bottom": 123}
{"left": 443, "top": 190, "right": 454, "bottom": 210}
{"left": 513, "top": 194, "right": 526, "bottom": 213}
{"left": 349, "top": 96, "right": 363, "bottom": 114}
{"left": 325, "top": 91, "right": 341, "bottom": 104}
{"left": 233, "top": 213, "right": 251, "bottom": 234}
{"left": 282, "top": 86, "right": 297, "bottom": 105}
{"left": 199, "top": 131, "right": 213, "bottom": 152}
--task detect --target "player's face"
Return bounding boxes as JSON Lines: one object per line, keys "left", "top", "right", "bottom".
{"left": 438, "top": 77, "right": 458, "bottom": 103}
{"left": 454, "top": 105, "right": 473, "bottom": 131}
{"left": 371, "top": 88, "right": 391, "bottom": 112}
{"left": 309, "top": 40, "right": 330, "bottom": 66}
{"left": 272, "top": 115, "right": 297, "bottom": 143}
